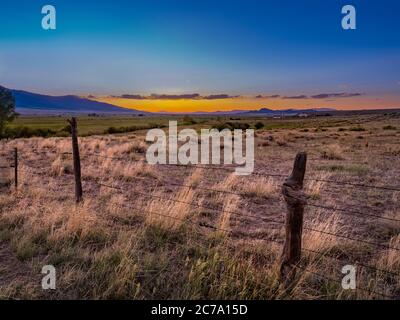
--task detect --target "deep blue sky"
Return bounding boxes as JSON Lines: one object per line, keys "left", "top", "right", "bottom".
{"left": 0, "top": 0, "right": 399, "bottom": 97}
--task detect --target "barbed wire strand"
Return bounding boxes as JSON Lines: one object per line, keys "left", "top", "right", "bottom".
{"left": 94, "top": 180, "right": 286, "bottom": 227}
{"left": 293, "top": 264, "right": 397, "bottom": 300}
{"left": 301, "top": 247, "right": 400, "bottom": 278}
{"left": 95, "top": 173, "right": 400, "bottom": 224}
{"left": 16, "top": 162, "right": 400, "bottom": 252}
{"left": 17, "top": 161, "right": 400, "bottom": 225}
{"left": 15, "top": 151, "right": 400, "bottom": 192}
{"left": 110, "top": 204, "right": 396, "bottom": 300}
{"left": 306, "top": 202, "right": 400, "bottom": 223}
{"left": 303, "top": 227, "right": 400, "bottom": 252}
{"left": 96, "top": 178, "right": 400, "bottom": 252}
{"left": 83, "top": 151, "right": 400, "bottom": 192}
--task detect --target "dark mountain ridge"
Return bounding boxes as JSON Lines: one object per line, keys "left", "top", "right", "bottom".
{"left": 1, "top": 86, "right": 145, "bottom": 115}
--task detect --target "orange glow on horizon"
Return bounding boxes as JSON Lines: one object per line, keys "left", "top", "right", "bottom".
{"left": 93, "top": 95, "right": 400, "bottom": 113}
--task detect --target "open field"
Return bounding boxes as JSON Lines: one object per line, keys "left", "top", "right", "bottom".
{"left": 0, "top": 113, "right": 400, "bottom": 299}
{"left": 7, "top": 110, "right": 400, "bottom": 136}
{"left": 7, "top": 116, "right": 170, "bottom": 137}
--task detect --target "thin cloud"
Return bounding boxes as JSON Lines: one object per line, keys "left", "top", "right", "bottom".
{"left": 109, "top": 93, "right": 200, "bottom": 99}
{"left": 282, "top": 95, "right": 308, "bottom": 99}
{"left": 203, "top": 94, "right": 239, "bottom": 100}
{"left": 107, "top": 93, "right": 238, "bottom": 100}
{"left": 279, "top": 92, "right": 363, "bottom": 99}
{"left": 255, "top": 94, "right": 280, "bottom": 99}
{"left": 311, "top": 92, "right": 363, "bottom": 99}
{"left": 120, "top": 94, "right": 147, "bottom": 99}
{"left": 97, "top": 92, "right": 364, "bottom": 101}
{"left": 149, "top": 93, "right": 201, "bottom": 100}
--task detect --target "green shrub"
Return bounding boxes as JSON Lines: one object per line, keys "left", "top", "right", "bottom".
{"left": 254, "top": 122, "right": 264, "bottom": 130}
{"left": 383, "top": 125, "right": 397, "bottom": 130}
{"left": 181, "top": 116, "right": 197, "bottom": 125}
{"left": 213, "top": 122, "right": 250, "bottom": 131}
{"left": 3, "top": 126, "right": 57, "bottom": 138}
{"left": 60, "top": 125, "right": 71, "bottom": 134}
{"left": 105, "top": 126, "right": 119, "bottom": 134}
{"left": 349, "top": 126, "right": 365, "bottom": 132}
{"left": 104, "top": 123, "right": 166, "bottom": 135}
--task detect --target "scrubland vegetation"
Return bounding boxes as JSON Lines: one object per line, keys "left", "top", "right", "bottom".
{"left": 0, "top": 113, "right": 399, "bottom": 299}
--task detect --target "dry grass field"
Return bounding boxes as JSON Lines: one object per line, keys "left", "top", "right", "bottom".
{"left": 0, "top": 113, "right": 399, "bottom": 300}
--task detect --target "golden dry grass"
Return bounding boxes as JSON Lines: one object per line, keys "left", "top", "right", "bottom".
{"left": 0, "top": 114, "right": 399, "bottom": 299}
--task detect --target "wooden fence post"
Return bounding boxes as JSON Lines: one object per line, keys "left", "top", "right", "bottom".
{"left": 14, "top": 147, "right": 18, "bottom": 191}
{"left": 280, "top": 152, "right": 307, "bottom": 281}
{"left": 67, "top": 117, "right": 83, "bottom": 203}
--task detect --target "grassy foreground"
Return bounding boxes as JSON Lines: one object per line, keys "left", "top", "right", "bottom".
{"left": 0, "top": 113, "right": 399, "bottom": 299}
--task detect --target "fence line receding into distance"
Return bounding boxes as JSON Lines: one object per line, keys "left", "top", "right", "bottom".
{"left": 1, "top": 117, "right": 399, "bottom": 300}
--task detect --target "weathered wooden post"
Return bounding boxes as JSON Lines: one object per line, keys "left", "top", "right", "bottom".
{"left": 280, "top": 152, "right": 307, "bottom": 281}
{"left": 67, "top": 117, "right": 83, "bottom": 203}
{"left": 14, "top": 147, "right": 18, "bottom": 191}
{"left": 0, "top": 152, "right": 9, "bottom": 187}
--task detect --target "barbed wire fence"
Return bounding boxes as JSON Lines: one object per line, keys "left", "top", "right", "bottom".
{"left": 0, "top": 117, "right": 399, "bottom": 300}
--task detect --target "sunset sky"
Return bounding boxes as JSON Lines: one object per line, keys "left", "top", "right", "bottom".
{"left": 0, "top": 0, "right": 399, "bottom": 112}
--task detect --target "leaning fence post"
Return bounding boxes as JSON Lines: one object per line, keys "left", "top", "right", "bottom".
{"left": 14, "top": 147, "right": 18, "bottom": 191}
{"left": 280, "top": 152, "right": 307, "bottom": 281}
{"left": 67, "top": 117, "right": 83, "bottom": 203}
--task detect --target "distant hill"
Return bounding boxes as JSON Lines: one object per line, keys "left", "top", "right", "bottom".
{"left": 155, "top": 107, "right": 336, "bottom": 116}
{"left": 243, "top": 107, "right": 336, "bottom": 116}
{"left": 2, "top": 86, "right": 146, "bottom": 115}
{"left": 154, "top": 109, "right": 248, "bottom": 115}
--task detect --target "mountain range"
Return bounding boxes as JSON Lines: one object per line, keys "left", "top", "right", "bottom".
{"left": 2, "top": 86, "right": 336, "bottom": 116}
{"left": 242, "top": 107, "right": 335, "bottom": 115}
{"left": 5, "top": 87, "right": 145, "bottom": 115}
